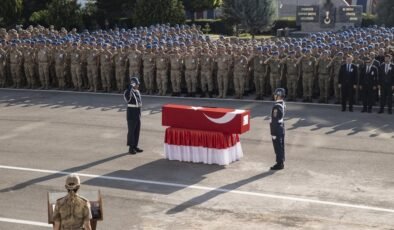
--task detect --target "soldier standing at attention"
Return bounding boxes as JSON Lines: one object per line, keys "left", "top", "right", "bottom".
{"left": 9, "top": 43, "right": 23, "bottom": 88}
{"left": 298, "top": 49, "right": 316, "bottom": 102}
{"left": 378, "top": 54, "right": 394, "bottom": 114}
{"left": 253, "top": 47, "right": 268, "bottom": 100}
{"left": 54, "top": 43, "right": 67, "bottom": 90}
{"left": 184, "top": 47, "right": 199, "bottom": 97}
{"left": 0, "top": 43, "right": 6, "bottom": 87}
{"left": 233, "top": 46, "right": 248, "bottom": 99}
{"left": 360, "top": 57, "right": 378, "bottom": 113}
{"left": 70, "top": 43, "right": 83, "bottom": 91}
{"left": 284, "top": 51, "right": 298, "bottom": 101}
{"left": 127, "top": 43, "right": 142, "bottom": 85}
{"left": 86, "top": 43, "right": 99, "bottom": 92}
{"left": 142, "top": 44, "right": 156, "bottom": 95}
{"left": 37, "top": 41, "right": 50, "bottom": 89}
{"left": 169, "top": 47, "right": 183, "bottom": 96}
{"left": 100, "top": 44, "right": 113, "bottom": 92}
{"left": 316, "top": 50, "right": 331, "bottom": 103}
{"left": 114, "top": 45, "right": 128, "bottom": 93}
{"left": 216, "top": 45, "right": 232, "bottom": 98}
{"left": 265, "top": 52, "right": 282, "bottom": 99}
{"left": 328, "top": 52, "right": 344, "bottom": 104}
{"left": 23, "top": 41, "right": 36, "bottom": 88}
{"left": 53, "top": 174, "right": 92, "bottom": 230}
{"left": 270, "top": 88, "right": 286, "bottom": 171}
{"left": 155, "top": 48, "right": 169, "bottom": 96}
{"left": 199, "top": 45, "right": 214, "bottom": 98}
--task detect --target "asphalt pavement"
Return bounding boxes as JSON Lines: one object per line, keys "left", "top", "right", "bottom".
{"left": 0, "top": 88, "right": 393, "bottom": 230}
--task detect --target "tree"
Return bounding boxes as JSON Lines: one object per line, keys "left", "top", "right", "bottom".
{"left": 96, "top": 0, "right": 135, "bottom": 28}
{"left": 0, "top": 0, "right": 23, "bottom": 27}
{"left": 222, "top": 0, "right": 276, "bottom": 37}
{"left": 22, "top": 0, "right": 51, "bottom": 24}
{"left": 183, "top": 0, "right": 221, "bottom": 21}
{"left": 133, "top": 0, "right": 185, "bottom": 27}
{"left": 46, "top": 0, "right": 82, "bottom": 29}
{"left": 376, "top": 0, "right": 394, "bottom": 26}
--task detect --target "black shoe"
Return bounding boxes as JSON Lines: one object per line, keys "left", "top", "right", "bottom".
{"left": 341, "top": 108, "right": 346, "bottom": 112}
{"left": 378, "top": 110, "right": 384, "bottom": 114}
{"left": 270, "top": 163, "right": 284, "bottom": 170}
{"left": 361, "top": 108, "right": 367, "bottom": 113}
{"left": 134, "top": 147, "right": 143, "bottom": 153}
{"left": 129, "top": 147, "right": 136, "bottom": 155}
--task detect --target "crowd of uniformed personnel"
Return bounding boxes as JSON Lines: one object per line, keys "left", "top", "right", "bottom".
{"left": 0, "top": 24, "right": 393, "bottom": 112}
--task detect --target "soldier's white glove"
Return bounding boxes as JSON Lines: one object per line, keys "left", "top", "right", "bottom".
{"left": 272, "top": 136, "right": 277, "bottom": 140}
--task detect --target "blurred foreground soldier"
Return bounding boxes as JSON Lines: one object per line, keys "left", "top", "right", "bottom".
{"left": 270, "top": 88, "right": 286, "bottom": 170}
{"left": 378, "top": 54, "right": 394, "bottom": 114}
{"left": 53, "top": 174, "right": 92, "bottom": 230}
{"left": 124, "top": 77, "right": 143, "bottom": 155}
{"left": 360, "top": 57, "right": 378, "bottom": 113}
{"left": 338, "top": 54, "right": 358, "bottom": 112}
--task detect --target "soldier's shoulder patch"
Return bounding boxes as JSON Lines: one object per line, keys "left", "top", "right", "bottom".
{"left": 273, "top": 109, "right": 278, "bottom": 117}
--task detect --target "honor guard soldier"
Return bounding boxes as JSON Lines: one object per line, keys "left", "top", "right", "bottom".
{"left": 270, "top": 88, "right": 286, "bottom": 170}
{"left": 124, "top": 77, "right": 144, "bottom": 154}
{"left": 53, "top": 174, "right": 92, "bottom": 230}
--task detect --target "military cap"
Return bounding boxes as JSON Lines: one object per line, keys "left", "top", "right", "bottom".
{"left": 65, "top": 174, "right": 81, "bottom": 190}
{"left": 274, "top": 88, "right": 286, "bottom": 97}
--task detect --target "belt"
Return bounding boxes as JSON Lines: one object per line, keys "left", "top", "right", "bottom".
{"left": 128, "top": 104, "right": 141, "bottom": 108}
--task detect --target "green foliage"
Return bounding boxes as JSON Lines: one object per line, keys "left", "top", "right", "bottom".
{"left": 29, "top": 10, "right": 49, "bottom": 26}
{"left": 183, "top": 0, "right": 221, "bottom": 12}
{"left": 46, "top": 0, "right": 82, "bottom": 29}
{"left": 222, "top": 0, "right": 276, "bottom": 36}
{"left": 0, "top": 0, "right": 23, "bottom": 27}
{"left": 23, "top": 0, "right": 51, "bottom": 24}
{"left": 376, "top": 0, "right": 394, "bottom": 26}
{"left": 133, "top": 0, "right": 185, "bottom": 26}
{"left": 96, "top": 0, "right": 135, "bottom": 27}
{"left": 361, "top": 14, "right": 377, "bottom": 27}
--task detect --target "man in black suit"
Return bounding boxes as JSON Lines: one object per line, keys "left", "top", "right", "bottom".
{"left": 378, "top": 54, "right": 394, "bottom": 114}
{"left": 360, "top": 57, "right": 378, "bottom": 113}
{"left": 338, "top": 54, "right": 358, "bottom": 112}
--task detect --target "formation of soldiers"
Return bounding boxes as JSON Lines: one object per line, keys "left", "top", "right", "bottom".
{"left": 0, "top": 24, "right": 393, "bottom": 107}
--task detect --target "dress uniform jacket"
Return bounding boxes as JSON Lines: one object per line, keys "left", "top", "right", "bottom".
{"left": 378, "top": 63, "right": 394, "bottom": 112}
{"left": 124, "top": 85, "right": 142, "bottom": 148}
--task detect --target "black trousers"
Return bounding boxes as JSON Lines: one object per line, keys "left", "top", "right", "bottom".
{"left": 127, "top": 107, "right": 141, "bottom": 148}
{"left": 272, "top": 135, "right": 285, "bottom": 164}
{"left": 341, "top": 86, "right": 354, "bottom": 110}
{"left": 361, "top": 87, "right": 375, "bottom": 110}
{"left": 380, "top": 86, "right": 393, "bottom": 112}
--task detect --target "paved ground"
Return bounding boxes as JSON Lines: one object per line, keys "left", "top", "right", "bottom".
{"left": 0, "top": 88, "right": 393, "bottom": 230}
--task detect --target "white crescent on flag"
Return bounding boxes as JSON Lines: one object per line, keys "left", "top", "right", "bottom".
{"left": 203, "top": 109, "right": 246, "bottom": 124}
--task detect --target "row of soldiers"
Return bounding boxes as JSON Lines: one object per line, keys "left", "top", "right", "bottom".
{"left": 0, "top": 25, "right": 393, "bottom": 105}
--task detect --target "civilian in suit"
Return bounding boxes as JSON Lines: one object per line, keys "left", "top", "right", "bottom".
{"left": 378, "top": 54, "right": 394, "bottom": 114}
{"left": 360, "top": 57, "right": 378, "bottom": 113}
{"left": 338, "top": 54, "right": 358, "bottom": 112}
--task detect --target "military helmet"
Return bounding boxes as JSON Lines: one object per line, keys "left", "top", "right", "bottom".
{"left": 130, "top": 77, "right": 140, "bottom": 86}
{"left": 274, "top": 88, "right": 286, "bottom": 98}
{"left": 65, "top": 174, "right": 80, "bottom": 190}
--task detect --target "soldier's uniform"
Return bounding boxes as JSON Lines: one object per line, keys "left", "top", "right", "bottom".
{"left": 216, "top": 52, "right": 232, "bottom": 98}
{"left": 329, "top": 54, "right": 344, "bottom": 104}
{"left": 266, "top": 54, "right": 282, "bottom": 97}
{"left": 253, "top": 53, "right": 268, "bottom": 100}
{"left": 316, "top": 54, "right": 332, "bottom": 103}
{"left": 142, "top": 48, "right": 156, "bottom": 94}
{"left": 284, "top": 54, "right": 298, "bottom": 101}
{"left": 353, "top": 56, "right": 364, "bottom": 104}
{"left": 37, "top": 45, "right": 50, "bottom": 89}
{"left": 0, "top": 47, "right": 6, "bottom": 87}
{"left": 200, "top": 52, "right": 214, "bottom": 97}
{"left": 114, "top": 50, "right": 128, "bottom": 92}
{"left": 169, "top": 51, "right": 183, "bottom": 96}
{"left": 54, "top": 47, "right": 67, "bottom": 90}
{"left": 300, "top": 54, "right": 316, "bottom": 102}
{"left": 23, "top": 46, "right": 36, "bottom": 88}
{"left": 184, "top": 51, "right": 199, "bottom": 97}
{"left": 70, "top": 47, "right": 83, "bottom": 90}
{"left": 52, "top": 174, "right": 92, "bottom": 230}
{"left": 86, "top": 48, "right": 99, "bottom": 92}
{"left": 100, "top": 48, "right": 113, "bottom": 92}
{"left": 233, "top": 53, "right": 248, "bottom": 99}
{"left": 127, "top": 49, "right": 142, "bottom": 81}
{"left": 155, "top": 54, "right": 169, "bottom": 96}
{"left": 9, "top": 45, "right": 23, "bottom": 88}
{"left": 270, "top": 88, "right": 286, "bottom": 170}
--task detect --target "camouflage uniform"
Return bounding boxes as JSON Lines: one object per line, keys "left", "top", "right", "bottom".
{"left": 114, "top": 50, "right": 128, "bottom": 92}
{"left": 86, "top": 48, "right": 99, "bottom": 92}
{"left": 127, "top": 49, "right": 142, "bottom": 79}
{"left": 142, "top": 52, "right": 156, "bottom": 94}
{"left": 54, "top": 48, "right": 67, "bottom": 90}
{"left": 169, "top": 52, "right": 183, "bottom": 96}
{"left": 316, "top": 56, "right": 332, "bottom": 103}
{"left": 37, "top": 47, "right": 50, "bottom": 89}
{"left": 184, "top": 52, "right": 199, "bottom": 96}
{"left": 216, "top": 53, "right": 232, "bottom": 98}
{"left": 267, "top": 57, "right": 282, "bottom": 95}
{"left": 155, "top": 54, "right": 169, "bottom": 96}
{"left": 9, "top": 47, "right": 23, "bottom": 88}
{"left": 100, "top": 49, "right": 113, "bottom": 92}
{"left": 300, "top": 56, "right": 316, "bottom": 102}
{"left": 233, "top": 54, "right": 248, "bottom": 99}
{"left": 253, "top": 54, "right": 268, "bottom": 99}
{"left": 0, "top": 48, "right": 5, "bottom": 87}
{"left": 200, "top": 52, "right": 214, "bottom": 97}
{"left": 284, "top": 57, "right": 299, "bottom": 101}
{"left": 23, "top": 47, "right": 36, "bottom": 88}
{"left": 70, "top": 49, "right": 83, "bottom": 90}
